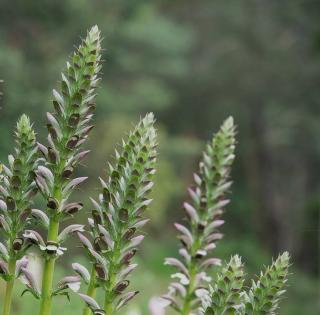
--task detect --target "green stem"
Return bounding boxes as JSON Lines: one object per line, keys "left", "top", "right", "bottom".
{"left": 104, "top": 271, "right": 116, "bottom": 315}
{"left": 82, "top": 268, "right": 97, "bottom": 315}
{"left": 181, "top": 263, "right": 197, "bottom": 315}
{"left": 39, "top": 219, "right": 59, "bottom": 315}
{"left": 103, "top": 245, "right": 120, "bottom": 315}
{"left": 2, "top": 258, "right": 17, "bottom": 315}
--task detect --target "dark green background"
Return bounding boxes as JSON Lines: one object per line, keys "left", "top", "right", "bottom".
{"left": 0, "top": 0, "right": 318, "bottom": 314}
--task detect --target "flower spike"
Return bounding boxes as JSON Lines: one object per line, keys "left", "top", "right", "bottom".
{"left": 163, "top": 117, "right": 236, "bottom": 315}
{"left": 28, "top": 26, "right": 102, "bottom": 315}
{"left": 202, "top": 255, "right": 245, "bottom": 315}
{"left": 243, "top": 252, "right": 290, "bottom": 315}
{"left": 0, "top": 114, "right": 39, "bottom": 315}
{"left": 77, "top": 113, "right": 157, "bottom": 315}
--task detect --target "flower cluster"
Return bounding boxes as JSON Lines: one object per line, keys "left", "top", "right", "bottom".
{"left": 163, "top": 118, "right": 291, "bottom": 315}
{"left": 77, "top": 113, "right": 157, "bottom": 315}
{"left": 243, "top": 252, "right": 290, "bottom": 315}
{"left": 0, "top": 115, "right": 39, "bottom": 273}
{"left": 163, "top": 117, "right": 236, "bottom": 315}
{"left": 19, "top": 25, "right": 102, "bottom": 314}
{"left": 0, "top": 115, "right": 39, "bottom": 314}
{"left": 202, "top": 255, "right": 245, "bottom": 314}
{"left": 201, "top": 252, "right": 290, "bottom": 315}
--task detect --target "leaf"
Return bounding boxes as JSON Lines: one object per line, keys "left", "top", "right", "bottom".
{"left": 58, "top": 275, "right": 81, "bottom": 292}
{"left": 98, "top": 224, "right": 114, "bottom": 249}
{"left": 0, "top": 199, "right": 7, "bottom": 212}
{"left": 200, "top": 258, "right": 222, "bottom": 269}
{"left": 62, "top": 177, "right": 88, "bottom": 195}
{"left": 183, "top": 202, "right": 199, "bottom": 223}
{"left": 125, "top": 235, "right": 144, "bottom": 251}
{"left": 78, "top": 293, "right": 101, "bottom": 310}
{"left": 15, "top": 257, "right": 29, "bottom": 277}
{"left": 52, "top": 89, "right": 64, "bottom": 106}
{"left": 174, "top": 223, "right": 193, "bottom": 246}
{"left": 88, "top": 248, "right": 107, "bottom": 268}
{"left": 23, "top": 230, "right": 46, "bottom": 247}
{"left": 72, "top": 263, "right": 90, "bottom": 284}
{"left": 77, "top": 232, "right": 93, "bottom": 250}
{"left": 37, "top": 166, "right": 54, "bottom": 186}
{"left": 118, "top": 264, "right": 138, "bottom": 281}
{"left": 164, "top": 258, "right": 188, "bottom": 275}
{"left": 20, "top": 267, "right": 41, "bottom": 295}
{"left": 116, "top": 291, "right": 139, "bottom": 310}
{"left": 31, "top": 209, "right": 49, "bottom": 228}
{"left": 58, "top": 224, "right": 85, "bottom": 243}
{"left": 0, "top": 242, "right": 9, "bottom": 261}
{"left": 0, "top": 259, "right": 8, "bottom": 275}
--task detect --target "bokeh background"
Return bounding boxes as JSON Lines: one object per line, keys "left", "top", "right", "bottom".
{"left": 0, "top": 0, "right": 319, "bottom": 314}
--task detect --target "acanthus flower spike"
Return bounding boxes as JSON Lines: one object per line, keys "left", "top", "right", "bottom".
{"left": 30, "top": 25, "right": 102, "bottom": 315}
{"left": 163, "top": 117, "right": 236, "bottom": 315}
{"left": 76, "top": 113, "right": 157, "bottom": 315}
{"left": 0, "top": 115, "right": 39, "bottom": 315}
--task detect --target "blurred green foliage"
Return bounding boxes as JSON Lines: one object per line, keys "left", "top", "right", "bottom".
{"left": 0, "top": 0, "right": 319, "bottom": 314}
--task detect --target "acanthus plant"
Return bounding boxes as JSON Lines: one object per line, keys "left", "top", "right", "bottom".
{"left": 162, "top": 118, "right": 290, "bottom": 315}
{"left": 14, "top": 25, "right": 102, "bottom": 315}
{"left": 0, "top": 25, "right": 291, "bottom": 315}
{"left": 162, "top": 117, "right": 237, "bottom": 315}
{"left": 75, "top": 113, "right": 157, "bottom": 315}
{"left": 0, "top": 115, "right": 39, "bottom": 315}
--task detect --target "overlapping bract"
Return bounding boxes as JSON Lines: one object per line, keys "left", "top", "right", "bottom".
{"left": 77, "top": 113, "right": 157, "bottom": 314}
{"left": 243, "top": 252, "right": 290, "bottom": 315}
{"left": 163, "top": 117, "right": 236, "bottom": 314}
{"left": 0, "top": 115, "right": 39, "bottom": 280}
{"left": 201, "top": 252, "right": 290, "bottom": 315}
{"left": 203, "top": 255, "right": 244, "bottom": 315}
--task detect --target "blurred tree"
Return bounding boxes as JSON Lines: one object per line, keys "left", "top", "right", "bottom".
{"left": 0, "top": 1, "right": 318, "bottom": 314}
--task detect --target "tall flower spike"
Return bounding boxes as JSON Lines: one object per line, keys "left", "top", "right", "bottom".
{"left": 0, "top": 115, "right": 39, "bottom": 315}
{"left": 163, "top": 117, "right": 236, "bottom": 315}
{"left": 77, "top": 113, "right": 157, "bottom": 315}
{"left": 31, "top": 26, "right": 102, "bottom": 315}
{"left": 202, "top": 255, "right": 245, "bottom": 315}
{"left": 243, "top": 252, "right": 290, "bottom": 315}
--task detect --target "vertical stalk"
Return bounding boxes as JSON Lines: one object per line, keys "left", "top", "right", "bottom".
{"left": 39, "top": 219, "right": 59, "bottom": 315}
{"left": 104, "top": 299, "right": 113, "bottom": 315}
{"left": 103, "top": 273, "right": 115, "bottom": 315}
{"left": 103, "top": 246, "right": 119, "bottom": 315}
{"left": 82, "top": 268, "right": 97, "bottom": 315}
{"left": 2, "top": 258, "right": 17, "bottom": 315}
{"left": 181, "top": 263, "right": 197, "bottom": 315}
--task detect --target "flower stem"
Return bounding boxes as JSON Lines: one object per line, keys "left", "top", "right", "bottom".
{"left": 82, "top": 268, "right": 97, "bottom": 315}
{"left": 2, "top": 258, "right": 17, "bottom": 315}
{"left": 181, "top": 262, "right": 197, "bottom": 315}
{"left": 103, "top": 267, "right": 116, "bottom": 315}
{"left": 103, "top": 245, "right": 120, "bottom": 315}
{"left": 39, "top": 219, "right": 59, "bottom": 315}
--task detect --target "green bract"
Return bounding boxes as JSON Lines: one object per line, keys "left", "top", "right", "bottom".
{"left": 243, "top": 252, "right": 290, "bottom": 315}
{"left": 204, "top": 255, "right": 245, "bottom": 315}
